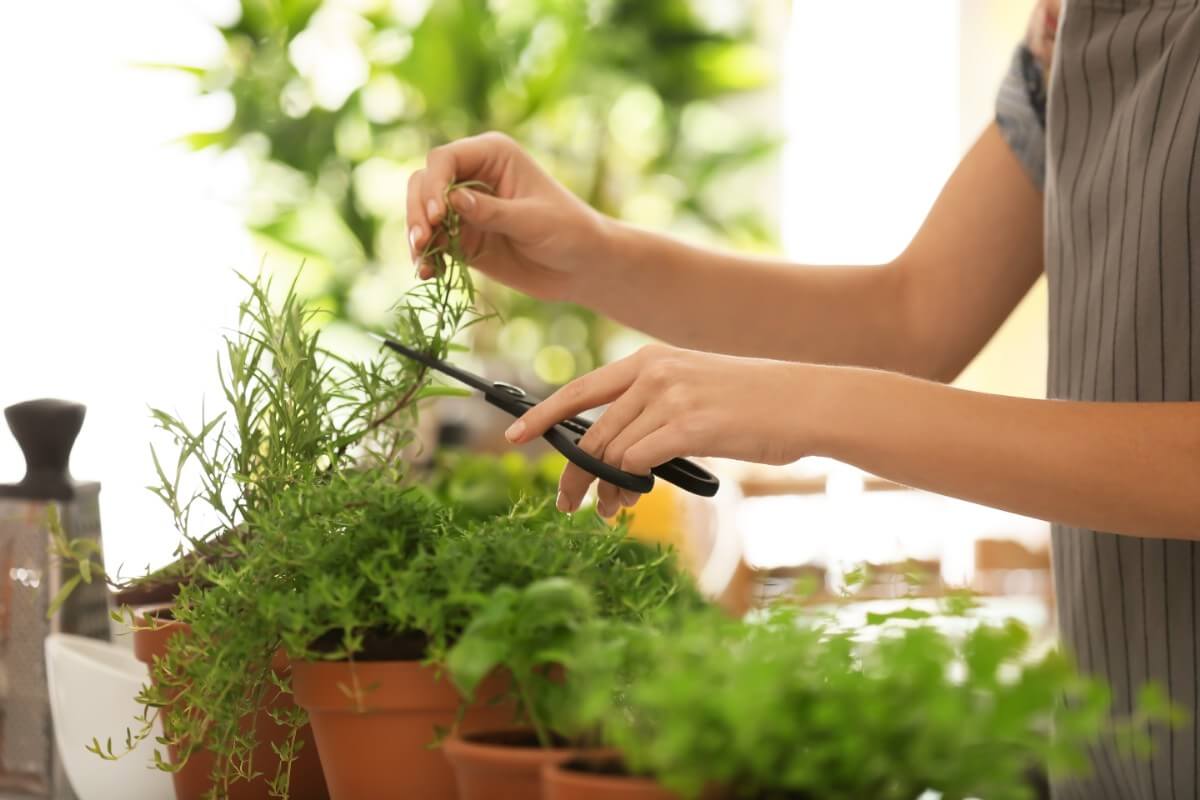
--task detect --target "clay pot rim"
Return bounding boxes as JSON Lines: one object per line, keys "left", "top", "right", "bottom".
{"left": 544, "top": 756, "right": 663, "bottom": 789}
{"left": 132, "top": 605, "right": 179, "bottom": 627}
{"left": 443, "top": 729, "right": 579, "bottom": 769}
{"left": 132, "top": 613, "right": 291, "bottom": 673}
{"left": 290, "top": 658, "right": 509, "bottom": 714}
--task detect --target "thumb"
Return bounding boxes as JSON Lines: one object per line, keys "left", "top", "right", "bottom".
{"left": 450, "top": 189, "right": 529, "bottom": 235}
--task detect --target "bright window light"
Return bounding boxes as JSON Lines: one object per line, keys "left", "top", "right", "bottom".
{"left": 780, "top": 0, "right": 961, "bottom": 265}
{"left": 0, "top": 1, "right": 253, "bottom": 575}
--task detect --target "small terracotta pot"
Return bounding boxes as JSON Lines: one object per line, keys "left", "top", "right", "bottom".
{"left": 443, "top": 730, "right": 578, "bottom": 800}
{"left": 291, "top": 659, "right": 517, "bottom": 800}
{"left": 132, "top": 612, "right": 329, "bottom": 800}
{"left": 543, "top": 757, "right": 681, "bottom": 800}
{"left": 545, "top": 758, "right": 736, "bottom": 800}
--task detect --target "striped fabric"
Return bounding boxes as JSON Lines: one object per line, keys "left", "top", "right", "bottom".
{"left": 1040, "top": 1, "right": 1200, "bottom": 798}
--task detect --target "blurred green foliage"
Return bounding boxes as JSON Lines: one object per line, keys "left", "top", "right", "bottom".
{"left": 179, "top": 0, "right": 777, "bottom": 383}
{"left": 423, "top": 449, "right": 564, "bottom": 519}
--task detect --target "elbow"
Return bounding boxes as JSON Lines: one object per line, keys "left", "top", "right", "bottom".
{"left": 885, "top": 257, "right": 967, "bottom": 384}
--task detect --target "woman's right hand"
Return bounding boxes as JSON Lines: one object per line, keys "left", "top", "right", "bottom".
{"left": 406, "top": 132, "right": 609, "bottom": 301}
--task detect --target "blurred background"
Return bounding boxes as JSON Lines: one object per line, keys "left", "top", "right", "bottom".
{"left": 0, "top": 0, "right": 1051, "bottom": 622}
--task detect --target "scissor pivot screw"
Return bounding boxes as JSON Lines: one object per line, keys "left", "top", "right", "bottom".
{"left": 492, "top": 381, "right": 526, "bottom": 397}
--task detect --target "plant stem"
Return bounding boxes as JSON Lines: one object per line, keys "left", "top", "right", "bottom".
{"left": 515, "top": 678, "right": 553, "bottom": 749}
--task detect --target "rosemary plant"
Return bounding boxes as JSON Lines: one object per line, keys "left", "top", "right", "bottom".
{"left": 56, "top": 184, "right": 479, "bottom": 788}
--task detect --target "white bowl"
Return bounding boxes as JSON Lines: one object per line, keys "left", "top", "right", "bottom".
{"left": 44, "top": 634, "right": 174, "bottom": 800}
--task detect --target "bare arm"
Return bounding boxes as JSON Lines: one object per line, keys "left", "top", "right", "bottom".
{"left": 408, "top": 124, "right": 1043, "bottom": 382}
{"left": 813, "top": 368, "right": 1200, "bottom": 539}
{"left": 574, "top": 122, "right": 1044, "bottom": 380}
{"left": 505, "top": 348, "right": 1200, "bottom": 539}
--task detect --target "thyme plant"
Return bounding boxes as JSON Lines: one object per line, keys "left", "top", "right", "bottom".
{"left": 133, "top": 482, "right": 698, "bottom": 798}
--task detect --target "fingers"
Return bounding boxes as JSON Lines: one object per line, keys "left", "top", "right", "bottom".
{"left": 560, "top": 413, "right": 671, "bottom": 518}
{"left": 406, "top": 168, "right": 434, "bottom": 272}
{"left": 589, "top": 412, "right": 665, "bottom": 517}
{"left": 557, "top": 462, "right": 596, "bottom": 515}
{"left": 560, "top": 391, "right": 646, "bottom": 515}
{"left": 620, "top": 425, "right": 684, "bottom": 477}
{"left": 562, "top": 407, "right": 668, "bottom": 518}
{"left": 427, "top": 132, "right": 513, "bottom": 194}
{"left": 406, "top": 132, "right": 517, "bottom": 270}
{"left": 595, "top": 481, "right": 622, "bottom": 518}
{"left": 505, "top": 355, "right": 641, "bottom": 444}
{"left": 449, "top": 189, "right": 530, "bottom": 236}
{"left": 515, "top": 346, "right": 679, "bottom": 517}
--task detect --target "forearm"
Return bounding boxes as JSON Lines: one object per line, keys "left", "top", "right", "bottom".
{"left": 567, "top": 124, "right": 1042, "bottom": 381}
{"left": 811, "top": 367, "right": 1200, "bottom": 539}
{"left": 575, "top": 219, "right": 913, "bottom": 370}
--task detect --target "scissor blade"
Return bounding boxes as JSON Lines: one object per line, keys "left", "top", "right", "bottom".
{"left": 369, "top": 332, "right": 494, "bottom": 394}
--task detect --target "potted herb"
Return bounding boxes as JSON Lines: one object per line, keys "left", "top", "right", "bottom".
{"left": 65, "top": 266, "right": 426, "bottom": 800}
{"left": 545, "top": 605, "right": 1178, "bottom": 800}
{"left": 55, "top": 187, "right": 705, "bottom": 800}
{"left": 52, "top": 185, "right": 496, "bottom": 797}
{"left": 440, "top": 576, "right": 602, "bottom": 800}
{"left": 235, "top": 468, "right": 699, "bottom": 799}
{"left": 441, "top": 571, "right": 698, "bottom": 800}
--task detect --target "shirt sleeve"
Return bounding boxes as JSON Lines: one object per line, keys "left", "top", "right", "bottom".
{"left": 995, "top": 44, "right": 1048, "bottom": 191}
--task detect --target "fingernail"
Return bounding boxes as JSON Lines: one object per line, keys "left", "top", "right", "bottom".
{"left": 597, "top": 501, "right": 616, "bottom": 518}
{"left": 409, "top": 226, "right": 422, "bottom": 252}
{"left": 504, "top": 420, "right": 526, "bottom": 442}
{"left": 556, "top": 491, "right": 569, "bottom": 512}
{"left": 426, "top": 199, "right": 439, "bottom": 220}
{"left": 620, "top": 491, "right": 638, "bottom": 507}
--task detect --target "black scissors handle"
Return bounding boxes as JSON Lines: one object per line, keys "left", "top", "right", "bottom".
{"left": 485, "top": 393, "right": 720, "bottom": 498}
{"left": 370, "top": 333, "right": 719, "bottom": 497}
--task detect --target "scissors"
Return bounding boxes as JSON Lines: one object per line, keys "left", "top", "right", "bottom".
{"left": 371, "top": 333, "right": 720, "bottom": 498}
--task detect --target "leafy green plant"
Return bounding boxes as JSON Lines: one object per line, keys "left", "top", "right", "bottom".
{"left": 52, "top": 190, "right": 702, "bottom": 797}
{"left": 443, "top": 541, "right": 704, "bottom": 750}
{"left": 424, "top": 449, "right": 564, "bottom": 520}
{"left": 445, "top": 576, "right": 595, "bottom": 748}
{"left": 139, "top": 480, "right": 698, "bottom": 797}
{"left": 56, "top": 180, "right": 483, "bottom": 605}
{"left": 50, "top": 186, "right": 486, "bottom": 788}
{"left": 576, "top": 607, "right": 1177, "bottom": 800}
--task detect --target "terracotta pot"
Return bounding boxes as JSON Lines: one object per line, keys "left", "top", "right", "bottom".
{"left": 132, "top": 612, "right": 329, "bottom": 800}
{"left": 545, "top": 758, "right": 738, "bottom": 800}
{"left": 443, "top": 730, "right": 578, "bottom": 800}
{"left": 291, "top": 659, "right": 517, "bottom": 800}
{"left": 543, "top": 758, "right": 681, "bottom": 800}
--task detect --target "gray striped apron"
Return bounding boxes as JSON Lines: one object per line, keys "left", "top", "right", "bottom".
{"left": 1046, "top": 1, "right": 1200, "bottom": 797}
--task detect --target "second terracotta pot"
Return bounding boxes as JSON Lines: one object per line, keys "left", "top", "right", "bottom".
{"left": 291, "top": 659, "right": 516, "bottom": 800}
{"left": 543, "top": 758, "right": 681, "bottom": 800}
{"left": 443, "top": 730, "right": 578, "bottom": 800}
{"left": 132, "top": 612, "right": 328, "bottom": 800}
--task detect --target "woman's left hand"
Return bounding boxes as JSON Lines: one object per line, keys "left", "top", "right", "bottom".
{"left": 503, "top": 344, "right": 820, "bottom": 516}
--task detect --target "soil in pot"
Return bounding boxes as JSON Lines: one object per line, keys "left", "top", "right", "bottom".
{"left": 544, "top": 756, "right": 682, "bottom": 800}
{"left": 132, "top": 610, "right": 329, "bottom": 800}
{"left": 290, "top": 652, "right": 517, "bottom": 800}
{"left": 443, "top": 730, "right": 579, "bottom": 800}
